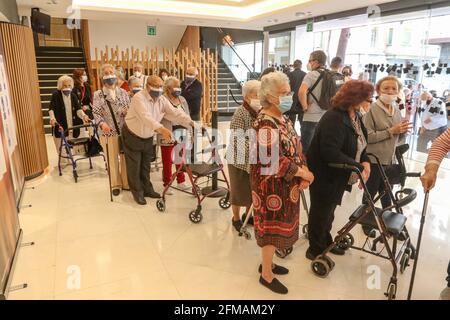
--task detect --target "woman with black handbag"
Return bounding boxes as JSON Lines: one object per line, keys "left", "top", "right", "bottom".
{"left": 93, "top": 64, "right": 131, "bottom": 196}
{"left": 361, "top": 76, "right": 413, "bottom": 237}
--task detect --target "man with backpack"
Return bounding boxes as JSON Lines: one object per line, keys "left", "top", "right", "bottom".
{"left": 298, "top": 51, "right": 345, "bottom": 152}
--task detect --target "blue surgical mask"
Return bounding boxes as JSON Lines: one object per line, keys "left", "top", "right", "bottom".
{"left": 149, "top": 86, "right": 163, "bottom": 99}
{"left": 132, "top": 88, "right": 142, "bottom": 94}
{"left": 279, "top": 95, "right": 293, "bottom": 113}
{"left": 172, "top": 88, "right": 182, "bottom": 97}
{"left": 62, "top": 88, "right": 72, "bottom": 96}
{"left": 103, "top": 75, "right": 117, "bottom": 86}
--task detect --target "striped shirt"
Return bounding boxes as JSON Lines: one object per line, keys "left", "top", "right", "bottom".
{"left": 427, "top": 127, "right": 450, "bottom": 166}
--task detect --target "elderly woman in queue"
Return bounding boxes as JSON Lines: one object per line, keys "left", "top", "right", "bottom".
{"left": 128, "top": 76, "right": 143, "bottom": 97}
{"left": 93, "top": 64, "right": 131, "bottom": 196}
{"left": 226, "top": 79, "right": 261, "bottom": 232}
{"left": 49, "top": 75, "right": 89, "bottom": 159}
{"left": 306, "top": 80, "right": 373, "bottom": 260}
{"left": 160, "top": 76, "right": 191, "bottom": 194}
{"left": 361, "top": 76, "right": 412, "bottom": 237}
{"left": 251, "top": 71, "right": 314, "bottom": 294}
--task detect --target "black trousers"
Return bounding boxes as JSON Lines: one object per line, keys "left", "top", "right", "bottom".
{"left": 364, "top": 163, "right": 392, "bottom": 209}
{"left": 122, "top": 125, "right": 155, "bottom": 196}
{"left": 308, "top": 185, "right": 338, "bottom": 256}
{"left": 447, "top": 260, "right": 450, "bottom": 287}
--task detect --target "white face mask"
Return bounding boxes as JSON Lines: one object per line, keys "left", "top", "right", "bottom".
{"left": 379, "top": 94, "right": 397, "bottom": 105}
{"left": 134, "top": 71, "right": 142, "bottom": 78}
{"left": 249, "top": 98, "right": 261, "bottom": 111}
{"left": 81, "top": 75, "right": 88, "bottom": 83}
{"left": 162, "top": 75, "right": 168, "bottom": 81}
{"left": 307, "top": 63, "right": 312, "bottom": 71}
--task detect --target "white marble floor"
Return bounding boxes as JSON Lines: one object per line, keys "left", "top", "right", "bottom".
{"left": 7, "top": 125, "right": 450, "bottom": 300}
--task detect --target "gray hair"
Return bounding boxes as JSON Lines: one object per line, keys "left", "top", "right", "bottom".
{"left": 259, "top": 71, "right": 290, "bottom": 108}
{"left": 101, "top": 64, "right": 115, "bottom": 76}
{"left": 242, "top": 80, "right": 261, "bottom": 99}
{"left": 115, "top": 67, "right": 125, "bottom": 80}
{"left": 57, "top": 75, "right": 74, "bottom": 90}
{"left": 128, "top": 76, "right": 143, "bottom": 88}
{"left": 310, "top": 50, "right": 327, "bottom": 66}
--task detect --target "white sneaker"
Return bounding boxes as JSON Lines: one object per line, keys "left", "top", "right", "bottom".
{"left": 440, "top": 287, "right": 450, "bottom": 300}
{"left": 177, "top": 183, "right": 190, "bottom": 190}
{"left": 165, "top": 188, "right": 174, "bottom": 195}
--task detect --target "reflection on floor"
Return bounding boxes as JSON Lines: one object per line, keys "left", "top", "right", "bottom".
{"left": 8, "top": 124, "right": 449, "bottom": 300}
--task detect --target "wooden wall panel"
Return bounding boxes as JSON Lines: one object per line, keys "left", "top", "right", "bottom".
{"left": 0, "top": 22, "right": 49, "bottom": 179}
{"left": 176, "top": 26, "right": 200, "bottom": 53}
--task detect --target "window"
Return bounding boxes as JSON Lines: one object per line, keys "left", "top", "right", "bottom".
{"left": 402, "top": 28, "right": 412, "bottom": 46}
{"left": 387, "top": 28, "right": 394, "bottom": 46}
{"left": 370, "top": 28, "right": 378, "bottom": 47}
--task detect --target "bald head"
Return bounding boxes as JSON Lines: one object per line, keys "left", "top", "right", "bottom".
{"left": 186, "top": 67, "right": 198, "bottom": 77}
{"left": 147, "top": 75, "right": 163, "bottom": 87}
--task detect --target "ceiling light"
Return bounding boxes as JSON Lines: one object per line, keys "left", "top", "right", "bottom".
{"left": 295, "top": 12, "right": 305, "bottom": 17}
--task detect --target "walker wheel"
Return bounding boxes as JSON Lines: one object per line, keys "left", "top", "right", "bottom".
{"left": 400, "top": 253, "right": 410, "bottom": 274}
{"left": 243, "top": 231, "right": 252, "bottom": 240}
{"left": 156, "top": 199, "right": 166, "bottom": 212}
{"left": 311, "top": 258, "right": 330, "bottom": 278}
{"left": 321, "top": 255, "right": 335, "bottom": 270}
{"left": 189, "top": 210, "right": 202, "bottom": 224}
{"left": 386, "top": 282, "right": 397, "bottom": 300}
{"left": 337, "top": 233, "right": 354, "bottom": 250}
{"left": 302, "top": 224, "right": 309, "bottom": 239}
{"left": 275, "top": 246, "right": 293, "bottom": 259}
{"left": 219, "top": 197, "right": 231, "bottom": 209}
{"left": 406, "top": 244, "right": 416, "bottom": 260}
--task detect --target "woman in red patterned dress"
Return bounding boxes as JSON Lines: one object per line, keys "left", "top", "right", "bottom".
{"left": 251, "top": 71, "right": 314, "bottom": 294}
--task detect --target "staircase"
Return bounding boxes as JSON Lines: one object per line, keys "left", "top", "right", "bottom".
{"left": 36, "top": 46, "right": 87, "bottom": 134}
{"left": 217, "top": 57, "right": 243, "bottom": 119}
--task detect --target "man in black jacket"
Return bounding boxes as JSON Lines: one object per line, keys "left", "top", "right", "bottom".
{"left": 287, "top": 60, "right": 306, "bottom": 126}
{"left": 181, "top": 67, "right": 203, "bottom": 121}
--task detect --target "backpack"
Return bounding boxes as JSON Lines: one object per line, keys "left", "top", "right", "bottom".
{"left": 308, "top": 69, "right": 345, "bottom": 110}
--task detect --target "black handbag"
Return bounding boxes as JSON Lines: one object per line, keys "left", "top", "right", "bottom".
{"left": 86, "top": 136, "right": 103, "bottom": 157}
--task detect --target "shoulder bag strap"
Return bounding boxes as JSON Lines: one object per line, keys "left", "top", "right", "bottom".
{"left": 101, "top": 91, "right": 121, "bottom": 135}
{"left": 307, "top": 69, "right": 324, "bottom": 104}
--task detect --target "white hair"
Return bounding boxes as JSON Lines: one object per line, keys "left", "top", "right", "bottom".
{"left": 164, "top": 76, "right": 179, "bottom": 87}
{"left": 115, "top": 68, "right": 125, "bottom": 80}
{"left": 57, "top": 75, "right": 74, "bottom": 90}
{"left": 242, "top": 80, "right": 261, "bottom": 98}
{"left": 128, "top": 76, "right": 142, "bottom": 88}
{"left": 101, "top": 63, "right": 115, "bottom": 76}
{"left": 259, "top": 71, "right": 290, "bottom": 108}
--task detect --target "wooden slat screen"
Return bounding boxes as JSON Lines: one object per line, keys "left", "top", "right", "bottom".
{"left": 92, "top": 45, "right": 218, "bottom": 125}
{"left": 0, "top": 23, "right": 49, "bottom": 179}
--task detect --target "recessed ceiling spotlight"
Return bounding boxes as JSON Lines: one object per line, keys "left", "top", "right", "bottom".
{"left": 273, "top": 19, "right": 278, "bottom": 23}
{"left": 295, "top": 12, "right": 305, "bottom": 17}
{"left": 267, "top": 19, "right": 272, "bottom": 23}
{"left": 306, "top": 11, "right": 312, "bottom": 16}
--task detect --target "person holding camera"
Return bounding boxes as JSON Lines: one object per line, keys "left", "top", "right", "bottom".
{"left": 417, "top": 91, "right": 448, "bottom": 153}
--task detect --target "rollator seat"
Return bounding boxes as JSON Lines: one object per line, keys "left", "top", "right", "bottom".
{"left": 183, "top": 163, "right": 222, "bottom": 177}
{"left": 349, "top": 205, "right": 407, "bottom": 236}
{"left": 67, "top": 137, "right": 90, "bottom": 146}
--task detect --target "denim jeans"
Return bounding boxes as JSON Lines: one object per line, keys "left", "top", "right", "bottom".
{"left": 300, "top": 121, "right": 318, "bottom": 153}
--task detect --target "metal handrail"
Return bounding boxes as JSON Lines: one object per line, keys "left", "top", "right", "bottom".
{"left": 217, "top": 28, "right": 254, "bottom": 75}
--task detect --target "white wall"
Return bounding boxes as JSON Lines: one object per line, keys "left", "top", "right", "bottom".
{"left": 88, "top": 20, "right": 187, "bottom": 59}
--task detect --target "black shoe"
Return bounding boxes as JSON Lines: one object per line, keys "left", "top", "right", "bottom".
{"left": 362, "top": 225, "right": 376, "bottom": 238}
{"left": 396, "top": 231, "right": 407, "bottom": 241}
{"left": 305, "top": 248, "right": 318, "bottom": 261}
{"left": 132, "top": 193, "right": 147, "bottom": 205}
{"left": 112, "top": 189, "right": 121, "bottom": 196}
{"left": 330, "top": 246, "right": 346, "bottom": 256}
{"left": 258, "top": 264, "right": 289, "bottom": 275}
{"left": 144, "top": 190, "right": 161, "bottom": 198}
{"left": 259, "top": 276, "right": 288, "bottom": 294}
{"left": 232, "top": 218, "right": 243, "bottom": 232}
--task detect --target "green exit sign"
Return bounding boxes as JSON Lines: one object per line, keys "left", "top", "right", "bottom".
{"left": 306, "top": 19, "right": 313, "bottom": 32}
{"left": 147, "top": 26, "right": 156, "bottom": 36}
